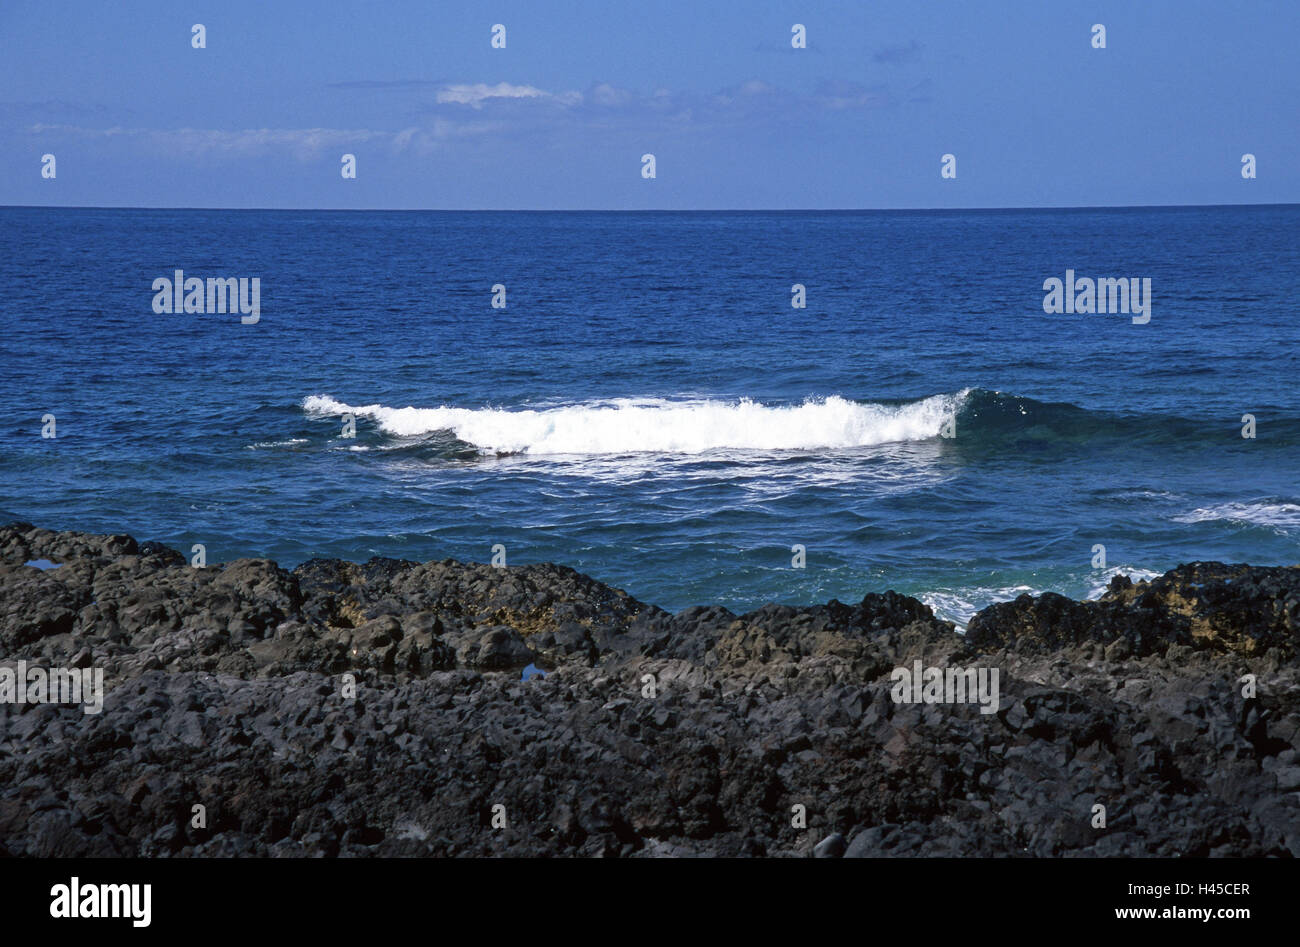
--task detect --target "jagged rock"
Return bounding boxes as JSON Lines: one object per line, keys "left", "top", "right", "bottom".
{"left": 0, "top": 523, "right": 1297, "bottom": 857}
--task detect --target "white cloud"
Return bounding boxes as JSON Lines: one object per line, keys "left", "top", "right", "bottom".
{"left": 26, "top": 77, "right": 892, "bottom": 162}
{"left": 435, "top": 82, "right": 557, "bottom": 108}
{"left": 28, "top": 122, "right": 422, "bottom": 160}
{"left": 590, "top": 83, "right": 632, "bottom": 107}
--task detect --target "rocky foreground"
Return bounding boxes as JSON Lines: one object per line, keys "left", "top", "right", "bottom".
{"left": 1, "top": 523, "right": 1298, "bottom": 857}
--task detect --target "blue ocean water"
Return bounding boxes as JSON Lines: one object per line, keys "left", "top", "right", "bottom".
{"left": 2, "top": 206, "right": 1298, "bottom": 624}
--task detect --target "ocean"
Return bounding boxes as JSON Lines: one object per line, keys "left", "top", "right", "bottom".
{"left": 3, "top": 205, "right": 1298, "bottom": 625}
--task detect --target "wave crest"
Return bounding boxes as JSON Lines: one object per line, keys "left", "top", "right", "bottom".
{"left": 302, "top": 392, "right": 968, "bottom": 456}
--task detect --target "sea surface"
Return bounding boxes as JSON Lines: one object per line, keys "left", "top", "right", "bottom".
{"left": 3, "top": 206, "right": 1298, "bottom": 625}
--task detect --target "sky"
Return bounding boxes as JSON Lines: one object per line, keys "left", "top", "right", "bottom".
{"left": 1, "top": 0, "right": 1296, "bottom": 209}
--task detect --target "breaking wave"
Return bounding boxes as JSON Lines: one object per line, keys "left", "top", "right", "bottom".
{"left": 302, "top": 391, "right": 968, "bottom": 456}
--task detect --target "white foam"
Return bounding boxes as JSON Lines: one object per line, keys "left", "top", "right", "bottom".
{"left": 923, "top": 565, "right": 1163, "bottom": 628}
{"left": 247, "top": 438, "right": 309, "bottom": 449}
{"left": 1084, "top": 565, "right": 1162, "bottom": 599}
{"left": 1174, "top": 501, "right": 1300, "bottom": 531}
{"left": 302, "top": 391, "right": 967, "bottom": 456}
{"left": 921, "top": 584, "right": 1039, "bottom": 629}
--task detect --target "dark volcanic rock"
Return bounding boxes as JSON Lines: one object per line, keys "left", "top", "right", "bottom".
{"left": 966, "top": 563, "right": 1300, "bottom": 659}
{"left": 1, "top": 522, "right": 1298, "bottom": 857}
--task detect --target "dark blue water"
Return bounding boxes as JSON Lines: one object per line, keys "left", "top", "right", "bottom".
{"left": 3, "top": 206, "right": 1298, "bottom": 624}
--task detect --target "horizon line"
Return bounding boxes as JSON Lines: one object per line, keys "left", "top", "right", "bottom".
{"left": 2, "top": 201, "right": 1296, "bottom": 213}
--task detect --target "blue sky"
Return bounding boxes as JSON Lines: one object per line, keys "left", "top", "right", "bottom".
{"left": 1, "top": 0, "right": 1296, "bottom": 209}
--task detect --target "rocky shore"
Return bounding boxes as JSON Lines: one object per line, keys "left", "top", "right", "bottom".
{"left": 1, "top": 523, "right": 1297, "bottom": 857}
